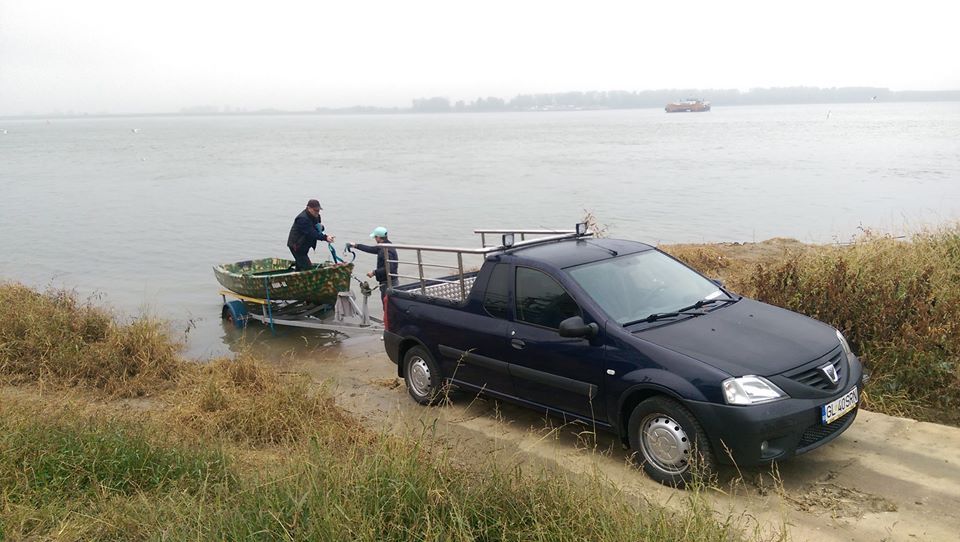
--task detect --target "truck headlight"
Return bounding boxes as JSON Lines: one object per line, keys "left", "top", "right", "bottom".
{"left": 722, "top": 375, "right": 787, "bottom": 405}
{"left": 836, "top": 329, "right": 857, "bottom": 363}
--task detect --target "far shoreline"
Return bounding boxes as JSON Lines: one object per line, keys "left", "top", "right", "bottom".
{"left": 4, "top": 86, "right": 959, "bottom": 121}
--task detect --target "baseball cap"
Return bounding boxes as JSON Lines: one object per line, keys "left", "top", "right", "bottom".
{"left": 306, "top": 199, "right": 322, "bottom": 210}
{"left": 369, "top": 226, "right": 388, "bottom": 238}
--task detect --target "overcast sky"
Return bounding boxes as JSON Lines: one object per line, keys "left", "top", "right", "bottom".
{"left": 1, "top": 0, "right": 958, "bottom": 115}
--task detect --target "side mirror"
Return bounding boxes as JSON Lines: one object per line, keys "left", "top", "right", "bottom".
{"left": 558, "top": 316, "right": 599, "bottom": 339}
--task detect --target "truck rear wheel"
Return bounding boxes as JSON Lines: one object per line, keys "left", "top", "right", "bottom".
{"left": 403, "top": 346, "right": 443, "bottom": 405}
{"left": 628, "top": 396, "right": 714, "bottom": 488}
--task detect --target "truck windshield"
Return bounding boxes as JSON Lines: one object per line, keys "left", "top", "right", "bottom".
{"left": 567, "top": 250, "right": 727, "bottom": 325}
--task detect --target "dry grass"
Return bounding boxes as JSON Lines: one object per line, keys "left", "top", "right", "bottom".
{"left": 664, "top": 238, "right": 811, "bottom": 292}
{"left": 664, "top": 226, "right": 960, "bottom": 422}
{"left": 168, "top": 355, "right": 361, "bottom": 446}
{"left": 0, "top": 283, "right": 183, "bottom": 397}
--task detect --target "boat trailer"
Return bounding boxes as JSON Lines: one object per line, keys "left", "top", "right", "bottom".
{"left": 219, "top": 278, "right": 383, "bottom": 334}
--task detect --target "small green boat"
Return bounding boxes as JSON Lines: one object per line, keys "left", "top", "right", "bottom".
{"left": 213, "top": 258, "right": 353, "bottom": 305}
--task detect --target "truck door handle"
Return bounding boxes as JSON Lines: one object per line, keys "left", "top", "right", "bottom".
{"left": 511, "top": 338, "right": 525, "bottom": 350}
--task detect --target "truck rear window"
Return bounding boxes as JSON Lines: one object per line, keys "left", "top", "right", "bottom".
{"left": 483, "top": 264, "right": 510, "bottom": 319}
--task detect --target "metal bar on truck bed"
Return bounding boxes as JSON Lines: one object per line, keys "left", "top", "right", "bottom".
{"left": 457, "top": 252, "right": 466, "bottom": 299}
{"left": 384, "top": 227, "right": 591, "bottom": 300}
{"left": 386, "top": 231, "right": 587, "bottom": 254}
{"left": 416, "top": 249, "right": 425, "bottom": 295}
{"left": 393, "top": 260, "right": 462, "bottom": 270}
{"left": 392, "top": 274, "right": 463, "bottom": 284}
{"left": 473, "top": 229, "right": 575, "bottom": 234}
{"left": 382, "top": 245, "right": 393, "bottom": 289}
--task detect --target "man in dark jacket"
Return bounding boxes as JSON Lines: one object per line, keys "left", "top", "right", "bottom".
{"left": 287, "top": 199, "right": 335, "bottom": 271}
{"left": 348, "top": 226, "right": 398, "bottom": 298}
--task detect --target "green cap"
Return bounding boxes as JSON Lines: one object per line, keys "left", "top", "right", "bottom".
{"left": 370, "top": 226, "right": 388, "bottom": 238}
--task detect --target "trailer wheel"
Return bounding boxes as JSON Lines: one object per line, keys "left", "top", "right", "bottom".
{"left": 221, "top": 300, "right": 249, "bottom": 329}
{"left": 403, "top": 346, "right": 442, "bottom": 405}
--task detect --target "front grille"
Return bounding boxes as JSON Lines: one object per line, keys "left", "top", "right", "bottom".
{"left": 797, "top": 409, "right": 855, "bottom": 449}
{"left": 786, "top": 348, "right": 844, "bottom": 390}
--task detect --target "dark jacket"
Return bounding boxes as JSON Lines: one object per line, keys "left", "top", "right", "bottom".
{"left": 355, "top": 240, "right": 398, "bottom": 285}
{"left": 287, "top": 209, "right": 328, "bottom": 253}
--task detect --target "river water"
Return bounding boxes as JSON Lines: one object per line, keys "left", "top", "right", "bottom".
{"left": 2, "top": 102, "right": 959, "bottom": 357}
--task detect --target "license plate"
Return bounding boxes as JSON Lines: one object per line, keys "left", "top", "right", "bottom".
{"left": 821, "top": 387, "right": 859, "bottom": 425}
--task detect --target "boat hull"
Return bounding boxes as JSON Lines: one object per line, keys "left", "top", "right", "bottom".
{"left": 665, "top": 101, "right": 711, "bottom": 113}
{"left": 214, "top": 258, "right": 353, "bottom": 305}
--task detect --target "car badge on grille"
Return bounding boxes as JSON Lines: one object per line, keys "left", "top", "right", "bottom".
{"left": 820, "top": 363, "right": 840, "bottom": 385}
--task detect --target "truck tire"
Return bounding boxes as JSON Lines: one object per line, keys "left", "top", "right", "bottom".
{"left": 403, "top": 346, "right": 443, "bottom": 405}
{"left": 628, "top": 396, "right": 714, "bottom": 488}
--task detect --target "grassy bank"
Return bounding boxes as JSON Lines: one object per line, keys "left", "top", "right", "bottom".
{"left": 0, "top": 283, "right": 760, "bottom": 541}
{"left": 665, "top": 226, "right": 960, "bottom": 423}
{"left": 1, "top": 399, "right": 753, "bottom": 541}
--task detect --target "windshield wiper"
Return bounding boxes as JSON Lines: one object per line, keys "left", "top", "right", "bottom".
{"left": 623, "top": 297, "right": 740, "bottom": 326}
{"left": 624, "top": 309, "right": 706, "bottom": 326}
{"left": 675, "top": 296, "right": 739, "bottom": 312}
{"left": 637, "top": 310, "right": 704, "bottom": 323}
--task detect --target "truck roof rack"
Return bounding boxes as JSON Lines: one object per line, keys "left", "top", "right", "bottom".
{"left": 475, "top": 228, "right": 577, "bottom": 248}
{"left": 381, "top": 222, "right": 593, "bottom": 301}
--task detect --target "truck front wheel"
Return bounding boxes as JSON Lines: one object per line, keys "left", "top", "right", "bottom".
{"left": 403, "top": 346, "right": 443, "bottom": 405}
{"left": 628, "top": 396, "right": 714, "bottom": 488}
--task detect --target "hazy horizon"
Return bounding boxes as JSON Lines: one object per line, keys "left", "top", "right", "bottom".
{"left": 2, "top": 86, "right": 959, "bottom": 119}
{"left": 1, "top": 0, "right": 958, "bottom": 116}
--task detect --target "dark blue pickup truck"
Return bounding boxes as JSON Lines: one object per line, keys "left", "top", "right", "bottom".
{"left": 382, "top": 227, "right": 863, "bottom": 487}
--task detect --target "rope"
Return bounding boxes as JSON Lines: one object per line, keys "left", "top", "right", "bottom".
{"left": 328, "top": 242, "right": 345, "bottom": 264}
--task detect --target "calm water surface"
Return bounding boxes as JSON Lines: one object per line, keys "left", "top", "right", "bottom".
{"left": 2, "top": 103, "right": 959, "bottom": 357}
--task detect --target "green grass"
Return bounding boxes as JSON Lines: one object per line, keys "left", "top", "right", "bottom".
{"left": 0, "top": 404, "right": 234, "bottom": 541}
{"left": 0, "top": 420, "right": 232, "bottom": 504}
{"left": 190, "top": 435, "right": 741, "bottom": 542}
{"left": 0, "top": 398, "right": 761, "bottom": 542}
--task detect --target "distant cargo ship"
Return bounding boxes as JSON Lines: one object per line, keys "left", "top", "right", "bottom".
{"left": 665, "top": 99, "right": 711, "bottom": 113}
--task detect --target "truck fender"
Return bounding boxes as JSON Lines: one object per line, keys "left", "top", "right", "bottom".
{"left": 392, "top": 330, "right": 430, "bottom": 378}
{"left": 613, "top": 368, "right": 710, "bottom": 442}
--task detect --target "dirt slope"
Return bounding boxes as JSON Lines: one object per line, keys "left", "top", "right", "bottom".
{"left": 280, "top": 336, "right": 960, "bottom": 542}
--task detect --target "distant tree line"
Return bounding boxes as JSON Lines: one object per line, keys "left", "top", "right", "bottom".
{"left": 406, "top": 87, "right": 960, "bottom": 113}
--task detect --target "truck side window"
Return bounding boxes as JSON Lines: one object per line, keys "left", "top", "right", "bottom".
{"left": 483, "top": 263, "right": 510, "bottom": 319}
{"left": 515, "top": 267, "right": 581, "bottom": 329}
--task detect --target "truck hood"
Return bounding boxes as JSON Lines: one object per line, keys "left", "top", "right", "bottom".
{"left": 633, "top": 298, "right": 838, "bottom": 376}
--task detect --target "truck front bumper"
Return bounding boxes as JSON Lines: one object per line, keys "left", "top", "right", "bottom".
{"left": 685, "top": 379, "right": 862, "bottom": 466}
